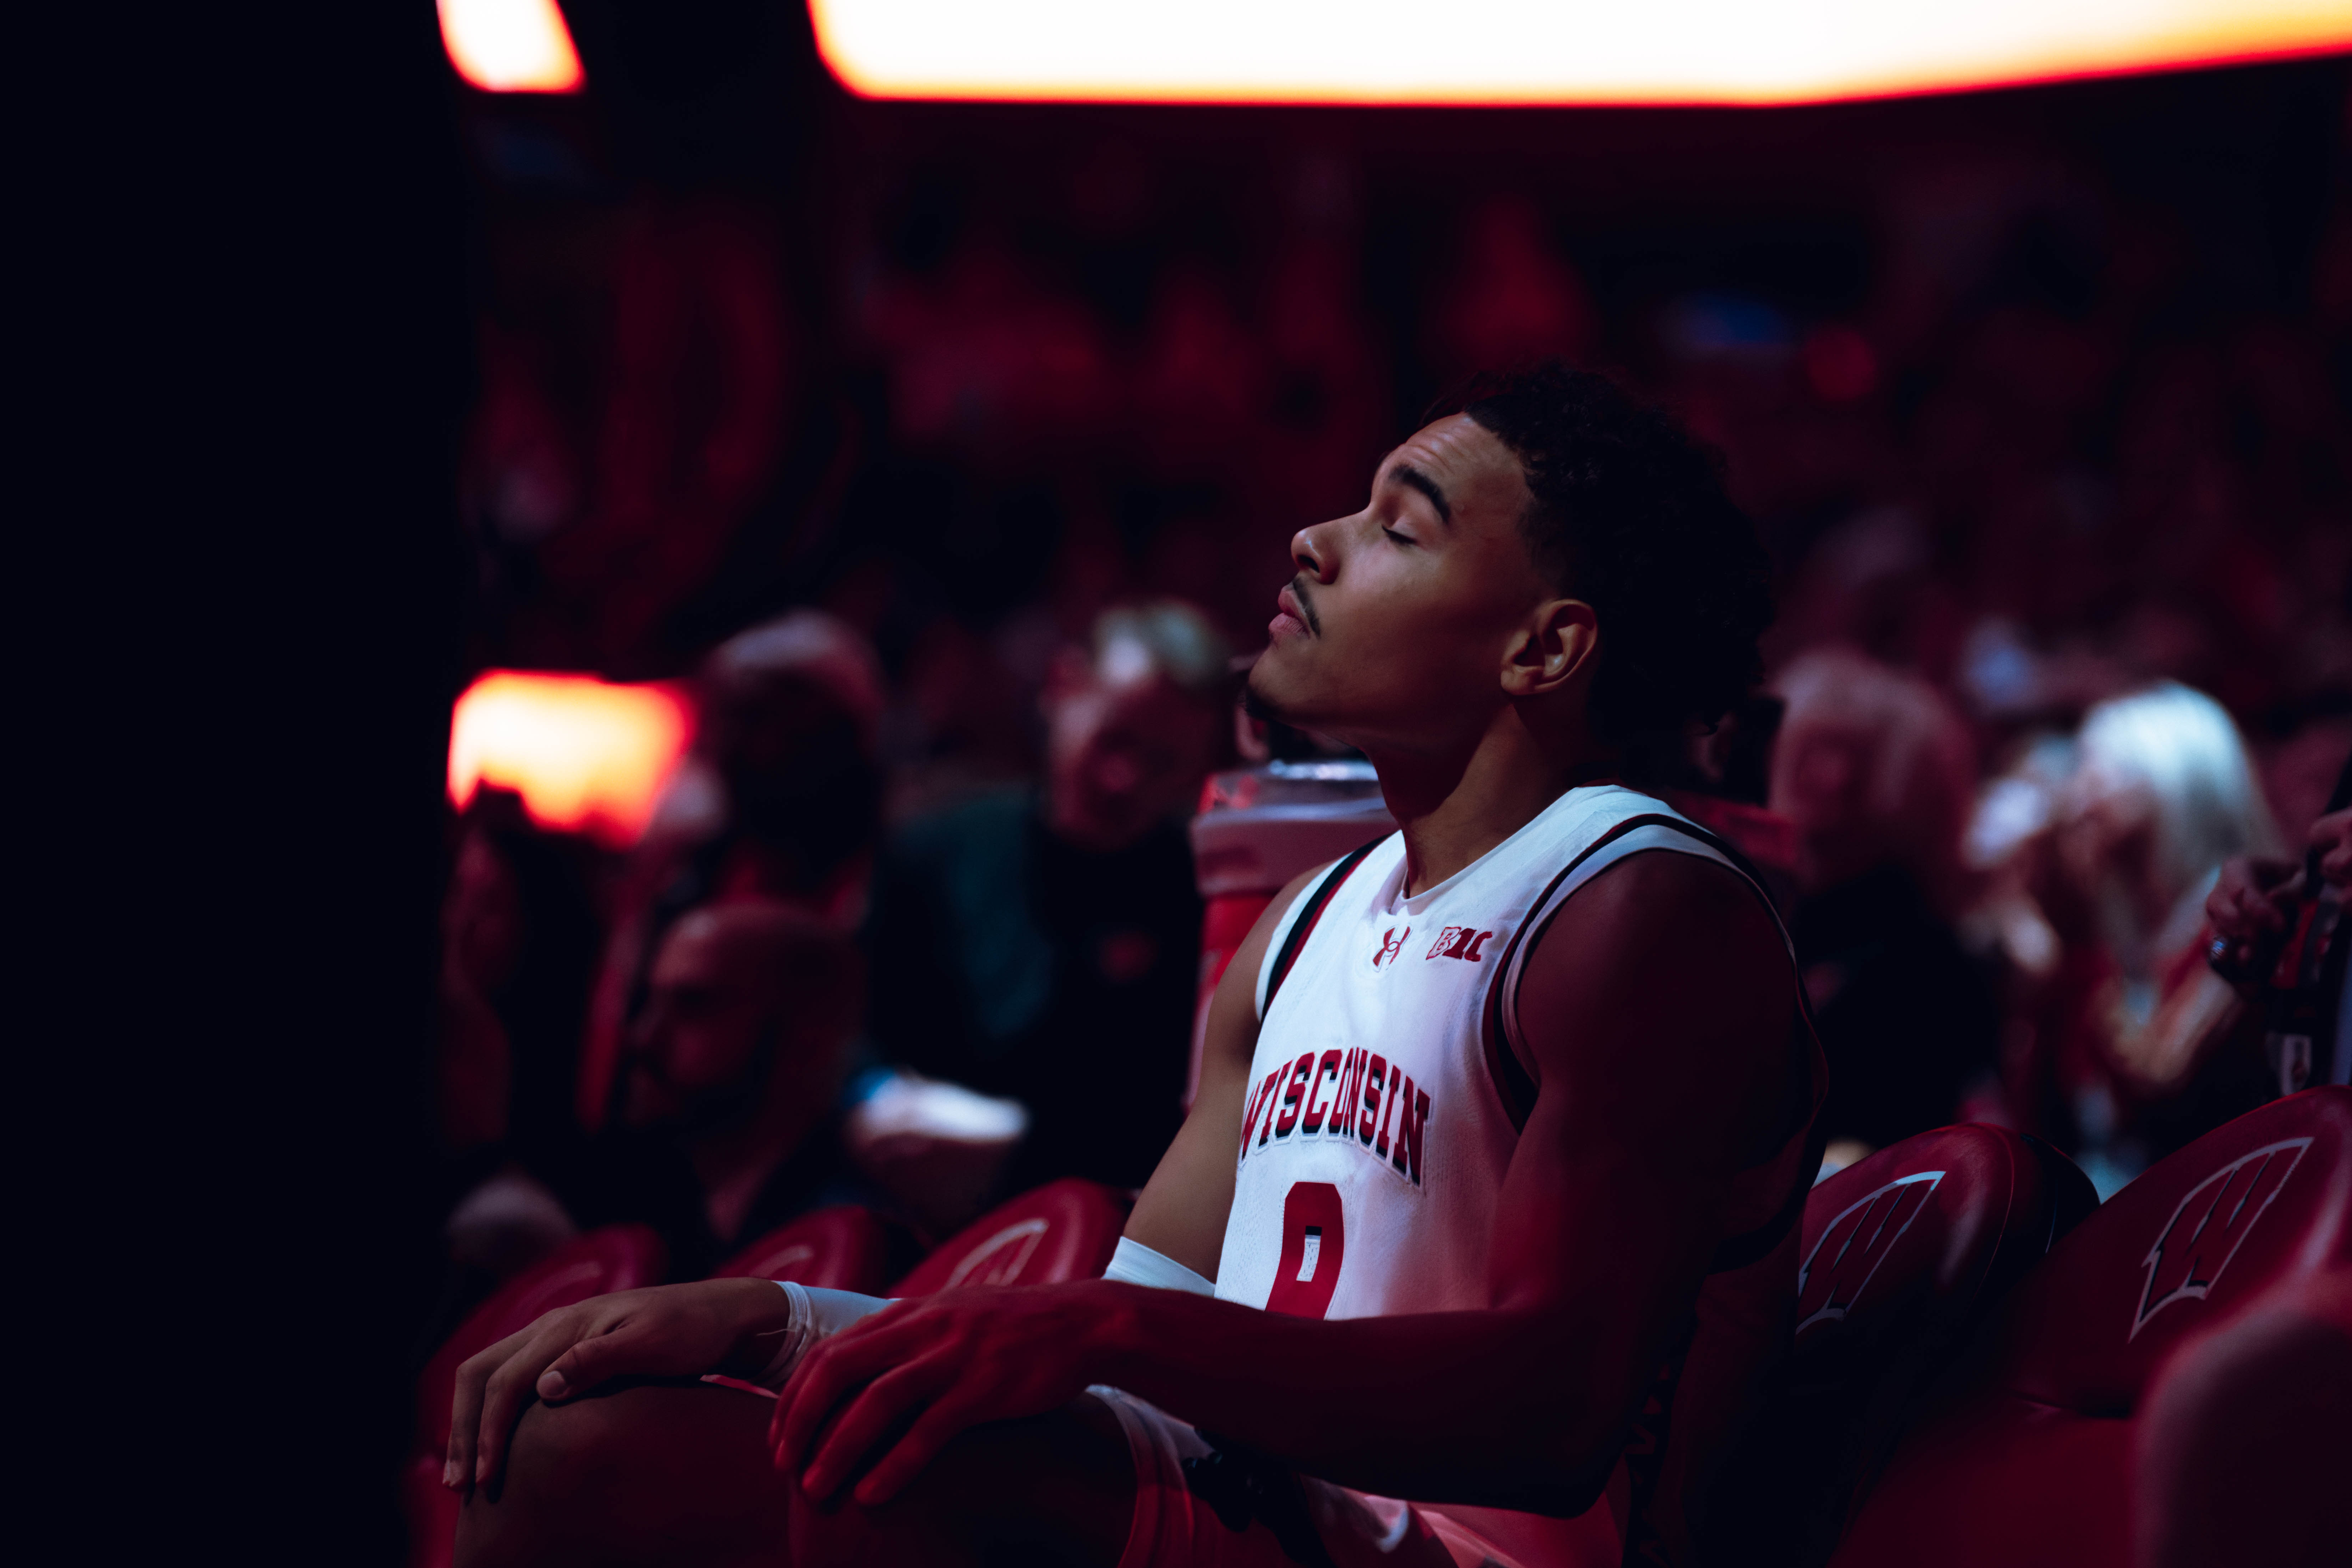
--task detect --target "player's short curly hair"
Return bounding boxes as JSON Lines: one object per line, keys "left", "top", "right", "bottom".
{"left": 1438, "top": 361, "right": 1773, "bottom": 742}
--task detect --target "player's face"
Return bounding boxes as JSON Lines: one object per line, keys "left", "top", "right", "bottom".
{"left": 1248, "top": 415, "right": 1550, "bottom": 751}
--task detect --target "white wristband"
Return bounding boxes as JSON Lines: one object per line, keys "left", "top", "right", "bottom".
{"left": 1101, "top": 1236, "right": 1216, "bottom": 1296}
{"left": 755, "top": 1282, "right": 895, "bottom": 1387}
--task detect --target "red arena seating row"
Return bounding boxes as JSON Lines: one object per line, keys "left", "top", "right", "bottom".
{"left": 1825, "top": 1086, "right": 2351, "bottom": 1568}
{"left": 708, "top": 1176, "right": 1132, "bottom": 1296}
{"left": 1714, "top": 1123, "right": 2098, "bottom": 1566}
{"left": 405, "top": 1099, "right": 2349, "bottom": 1568}
{"left": 404, "top": 1224, "right": 667, "bottom": 1568}
{"left": 711, "top": 1203, "right": 898, "bottom": 1289}
{"left": 404, "top": 1181, "right": 1131, "bottom": 1568}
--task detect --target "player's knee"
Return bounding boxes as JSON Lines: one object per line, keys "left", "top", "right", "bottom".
{"left": 458, "top": 1384, "right": 790, "bottom": 1568}
{"left": 453, "top": 1396, "right": 635, "bottom": 1568}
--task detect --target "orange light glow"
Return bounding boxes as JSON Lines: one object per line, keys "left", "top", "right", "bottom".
{"left": 448, "top": 672, "right": 689, "bottom": 845}
{"left": 438, "top": 0, "right": 586, "bottom": 94}
{"left": 809, "top": 0, "right": 2352, "bottom": 106}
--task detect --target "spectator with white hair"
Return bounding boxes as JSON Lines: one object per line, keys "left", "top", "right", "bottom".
{"left": 1769, "top": 648, "right": 1996, "bottom": 1157}
{"left": 2020, "top": 682, "right": 2284, "bottom": 1183}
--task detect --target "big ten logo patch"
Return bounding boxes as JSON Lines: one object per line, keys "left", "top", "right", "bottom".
{"left": 2133, "top": 1138, "right": 2312, "bottom": 1339}
{"left": 1424, "top": 925, "right": 1494, "bottom": 962}
{"left": 942, "top": 1217, "right": 1050, "bottom": 1289}
{"left": 1238, "top": 1047, "right": 1431, "bottom": 1187}
{"left": 1794, "top": 1171, "right": 1945, "bottom": 1336}
{"left": 1373, "top": 926, "right": 1410, "bottom": 968}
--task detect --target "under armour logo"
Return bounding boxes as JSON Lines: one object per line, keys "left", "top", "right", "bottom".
{"left": 1373, "top": 926, "right": 1410, "bottom": 968}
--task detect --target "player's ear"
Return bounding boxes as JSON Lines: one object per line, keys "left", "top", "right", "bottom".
{"left": 1501, "top": 597, "right": 1599, "bottom": 700}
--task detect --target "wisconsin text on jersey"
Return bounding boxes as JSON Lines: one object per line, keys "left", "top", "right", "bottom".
{"left": 1238, "top": 1044, "right": 1434, "bottom": 1185}
{"left": 1237, "top": 917, "right": 1500, "bottom": 1184}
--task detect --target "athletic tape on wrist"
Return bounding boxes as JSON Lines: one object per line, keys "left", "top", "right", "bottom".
{"left": 1102, "top": 1235, "right": 1216, "bottom": 1295}
{"left": 757, "top": 1281, "right": 896, "bottom": 1387}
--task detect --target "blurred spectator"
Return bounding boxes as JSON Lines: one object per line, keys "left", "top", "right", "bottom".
{"left": 2207, "top": 745, "right": 2351, "bottom": 1094}
{"left": 435, "top": 792, "right": 604, "bottom": 1277}
{"left": 866, "top": 601, "right": 1231, "bottom": 1208}
{"left": 2019, "top": 683, "right": 2283, "bottom": 1185}
{"left": 439, "top": 820, "right": 523, "bottom": 1158}
{"left": 2208, "top": 803, "right": 2352, "bottom": 955}
{"left": 585, "top": 901, "right": 876, "bottom": 1277}
{"left": 658, "top": 609, "right": 887, "bottom": 914}
{"left": 1769, "top": 649, "right": 1997, "bottom": 1154}
{"left": 577, "top": 610, "right": 886, "bottom": 1133}
{"left": 2259, "top": 696, "right": 2352, "bottom": 846}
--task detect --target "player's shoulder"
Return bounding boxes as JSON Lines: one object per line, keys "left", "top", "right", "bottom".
{"left": 1573, "top": 840, "right": 1769, "bottom": 922}
{"left": 1524, "top": 845, "right": 1786, "bottom": 1007}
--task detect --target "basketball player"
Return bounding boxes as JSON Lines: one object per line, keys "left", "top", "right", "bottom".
{"left": 446, "top": 363, "right": 1822, "bottom": 1568}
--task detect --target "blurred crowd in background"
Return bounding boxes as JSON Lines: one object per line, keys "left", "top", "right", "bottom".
{"left": 417, "top": 22, "right": 2352, "bottom": 1340}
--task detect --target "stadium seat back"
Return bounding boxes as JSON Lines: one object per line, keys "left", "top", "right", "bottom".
{"left": 1828, "top": 1086, "right": 2352, "bottom": 1568}
{"left": 712, "top": 1205, "right": 894, "bottom": 1292}
{"left": 892, "top": 1178, "right": 1131, "bottom": 1295}
{"left": 406, "top": 1224, "right": 665, "bottom": 1568}
{"left": 1709, "top": 1124, "right": 2095, "bottom": 1566}
{"left": 414, "top": 1224, "right": 667, "bottom": 1450}
{"left": 1991, "top": 1086, "right": 2349, "bottom": 1410}
{"left": 2130, "top": 1263, "right": 2352, "bottom": 1568}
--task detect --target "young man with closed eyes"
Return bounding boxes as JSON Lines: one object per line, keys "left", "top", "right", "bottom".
{"left": 446, "top": 362, "right": 1821, "bottom": 1568}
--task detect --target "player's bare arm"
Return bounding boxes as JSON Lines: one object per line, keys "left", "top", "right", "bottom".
{"left": 768, "top": 849, "right": 1788, "bottom": 1513}
{"left": 1121, "top": 861, "right": 1326, "bottom": 1279}
{"left": 441, "top": 863, "right": 1317, "bottom": 1497}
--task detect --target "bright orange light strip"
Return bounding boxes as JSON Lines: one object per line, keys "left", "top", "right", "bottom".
{"left": 448, "top": 672, "right": 689, "bottom": 845}
{"left": 810, "top": 0, "right": 2352, "bottom": 105}
{"left": 438, "top": 0, "right": 586, "bottom": 94}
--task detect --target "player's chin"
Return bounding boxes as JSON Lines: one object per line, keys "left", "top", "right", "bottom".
{"left": 1243, "top": 659, "right": 1319, "bottom": 729}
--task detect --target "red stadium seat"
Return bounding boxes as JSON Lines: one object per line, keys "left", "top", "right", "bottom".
{"left": 1827, "top": 1086, "right": 2352, "bottom": 1568}
{"left": 404, "top": 1225, "right": 666, "bottom": 1568}
{"left": 2130, "top": 1262, "right": 2352, "bottom": 1568}
{"left": 711, "top": 1204, "right": 895, "bottom": 1293}
{"left": 1712, "top": 1125, "right": 2096, "bottom": 1566}
{"left": 892, "top": 1177, "right": 1131, "bottom": 1295}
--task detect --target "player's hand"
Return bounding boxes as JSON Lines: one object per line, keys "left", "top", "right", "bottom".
{"left": 2206, "top": 854, "right": 2302, "bottom": 949}
{"left": 446, "top": 1277, "right": 793, "bottom": 1493}
{"left": 770, "top": 1280, "right": 1127, "bottom": 1507}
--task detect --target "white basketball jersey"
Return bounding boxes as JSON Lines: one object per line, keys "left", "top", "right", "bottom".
{"left": 1212, "top": 784, "right": 1787, "bottom": 1320}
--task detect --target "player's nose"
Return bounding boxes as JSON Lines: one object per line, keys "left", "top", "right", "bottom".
{"left": 1291, "top": 518, "right": 1338, "bottom": 583}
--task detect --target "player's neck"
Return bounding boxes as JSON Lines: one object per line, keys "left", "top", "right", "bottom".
{"left": 1368, "top": 707, "right": 1614, "bottom": 898}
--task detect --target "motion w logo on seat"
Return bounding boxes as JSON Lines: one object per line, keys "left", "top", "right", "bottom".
{"left": 2132, "top": 1138, "right": 2312, "bottom": 1339}
{"left": 1794, "top": 1171, "right": 1945, "bottom": 1335}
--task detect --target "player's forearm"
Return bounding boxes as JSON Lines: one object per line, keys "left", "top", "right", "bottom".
{"left": 1092, "top": 1285, "right": 1625, "bottom": 1512}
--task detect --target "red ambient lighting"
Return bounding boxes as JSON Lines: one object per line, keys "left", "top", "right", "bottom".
{"left": 447, "top": 672, "right": 689, "bottom": 845}
{"left": 808, "top": 0, "right": 2352, "bottom": 106}
{"left": 437, "top": 0, "right": 587, "bottom": 94}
